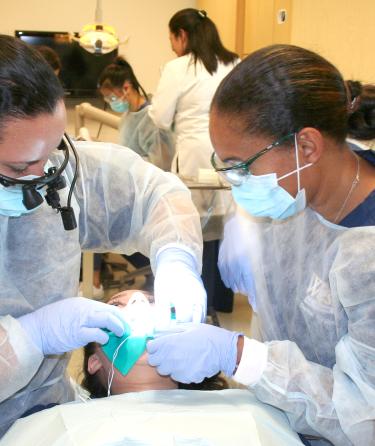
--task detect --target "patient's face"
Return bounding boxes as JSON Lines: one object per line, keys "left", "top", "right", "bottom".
{"left": 87, "top": 290, "right": 178, "bottom": 394}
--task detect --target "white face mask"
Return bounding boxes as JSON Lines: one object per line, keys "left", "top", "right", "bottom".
{"left": 121, "top": 292, "right": 155, "bottom": 337}
{"left": 231, "top": 134, "right": 313, "bottom": 220}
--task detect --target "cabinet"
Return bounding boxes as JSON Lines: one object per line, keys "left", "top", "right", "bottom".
{"left": 197, "top": 0, "right": 292, "bottom": 57}
{"left": 243, "top": 0, "right": 292, "bottom": 56}
{"left": 197, "top": 0, "right": 239, "bottom": 52}
{"left": 197, "top": 0, "right": 374, "bottom": 84}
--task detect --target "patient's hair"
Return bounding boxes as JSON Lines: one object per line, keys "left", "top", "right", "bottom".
{"left": 82, "top": 341, "right": 228, "bottom": 398}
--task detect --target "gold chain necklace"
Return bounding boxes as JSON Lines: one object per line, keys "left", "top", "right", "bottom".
{"left": 334, "top": 154, "right": 360, "bottom": 223}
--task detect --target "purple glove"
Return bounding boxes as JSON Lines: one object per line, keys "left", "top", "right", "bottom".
{"left": 219, "top": 210, "right": 258, "bottom": 310}
{"left": 18, "top": 297, "right": 125, "bottom": 355}
{"left": 154, "top": 247, "right": 207, "bottom": 324}
{"left": 147, "top": 323, "right": 241, "bottom": 383}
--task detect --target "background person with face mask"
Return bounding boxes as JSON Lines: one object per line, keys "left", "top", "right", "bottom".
{"left": 98, "top": 57, "right": 175, "bottom": 172}
{"left": 147, "top": 45, "right": 375, "bottom": 446}
{"left": 0, "top": 35, "right": 206, "bottom": 437}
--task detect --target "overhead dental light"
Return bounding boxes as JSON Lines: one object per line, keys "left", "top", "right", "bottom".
{"left": 77, "top": 0, "right": 119, "bottom": 54}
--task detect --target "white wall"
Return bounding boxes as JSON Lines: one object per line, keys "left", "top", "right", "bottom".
{"left": 291, "top": 0, "right": 375, "bottom": 84}
{"left": 1, "top": 0, "right": 196, "bottom": 139}
{"left": 0, "top": 0, "right": 196, "bottom": 93}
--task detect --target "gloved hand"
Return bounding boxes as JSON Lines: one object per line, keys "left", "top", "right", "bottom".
{"left": 147, "top": 323, "right": 241, "bottom": 383}
{"left": 154, "top": 247, "right": 207, "bottom": 324}
{"left": 218, "top": 209, "right": 257, "bottom": 310}
{"left": 18, "top": 297, "right": 125, "bottom": 355}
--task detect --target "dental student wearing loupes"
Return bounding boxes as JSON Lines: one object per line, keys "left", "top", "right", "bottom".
{"left": 147, "top": 45, "right": 375, "bottom": 446}
{"left": 0, "top": 35, "right": 206, "bottom": 437}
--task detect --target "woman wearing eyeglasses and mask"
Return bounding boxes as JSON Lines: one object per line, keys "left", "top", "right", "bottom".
{"left": 146, "top": 45, "right": 375, "bottom": 446}
{"left": 98, "top": 57, "right": 175, "bottom": 171}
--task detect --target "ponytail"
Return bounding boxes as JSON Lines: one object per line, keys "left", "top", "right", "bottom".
{"left": 98, "top": 56, "right": 148, "bottom": 100}
{"left": 169, "top": 8, "right": 238, "bottom": 75}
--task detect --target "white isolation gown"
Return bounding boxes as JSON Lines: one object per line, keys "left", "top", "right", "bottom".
{"left": 0, "top": 141, "right": 203, "bottom": 436}
{"left": 219, "top": 207, "right": 375, "bottom": 445}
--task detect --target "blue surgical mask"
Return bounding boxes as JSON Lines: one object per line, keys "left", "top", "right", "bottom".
{"left": 0, "top": 174, "right": 44, "bottom": 217}
{"left": 109, "top": 97, "right": 129, "bottom": 114}
{"left": 232, "top": 134, "right": 312, "bottom": 220}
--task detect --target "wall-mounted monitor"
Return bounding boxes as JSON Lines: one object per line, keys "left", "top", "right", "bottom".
{"left": 15, "top": 30, "right": 118, "bottom": 98}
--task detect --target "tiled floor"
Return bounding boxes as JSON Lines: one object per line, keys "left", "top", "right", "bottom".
{"left": 67, "top": 260, "right": 256, "bottom": 384}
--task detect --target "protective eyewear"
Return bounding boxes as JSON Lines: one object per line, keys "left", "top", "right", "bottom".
{"left": 103, "top": 94, "right": 119, "bottom": 104}
{"left": 210, "top": 133, "right": 294, "bottom": 186}
{"left": 0, "top": 133, "right": 79, "bottom": 230}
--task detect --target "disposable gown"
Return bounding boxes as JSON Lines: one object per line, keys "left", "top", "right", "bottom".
{"left": 219, "top": 207, "right": 375, "bottom": 445}
{"left": 2, "top": 390, "right": 304, "bottom": 446}
{"left": 119, "top": 105, "right": 175, "bottom": 171}
{"left": 0, "top": 142, "right": 202, "bottom": 436}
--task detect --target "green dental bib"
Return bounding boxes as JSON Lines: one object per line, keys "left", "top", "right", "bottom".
{"left": 102, "top": 322, "right": 153, "bottom": 376}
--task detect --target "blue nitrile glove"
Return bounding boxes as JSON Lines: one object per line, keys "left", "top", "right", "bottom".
{"left": 147, "top": 323, "right": 241, "bottom": 383}
{"left": 154, "top": 247, "right": 207, "bottom": 325}
{"left": 218, "top": 210, "right": 257, "bottom": 310}
{"left": 18, "top": 297, "right": 125, "bottom": 355}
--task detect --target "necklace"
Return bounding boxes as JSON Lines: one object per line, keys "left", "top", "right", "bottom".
{"left": 334, "top": 154, "right": 360, "bottom": 223}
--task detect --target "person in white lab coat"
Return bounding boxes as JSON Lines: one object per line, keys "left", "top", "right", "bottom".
{"left": 149, "top": 8, "right": 240, "bottom": 312}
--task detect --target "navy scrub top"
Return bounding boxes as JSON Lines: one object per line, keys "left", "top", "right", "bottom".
{"left": 339, "top": 149, "right": 375, "bottom": 228}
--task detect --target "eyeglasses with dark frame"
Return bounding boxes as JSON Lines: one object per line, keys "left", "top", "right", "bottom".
{"left": 210, "top": 133, "right": 295, "bottom": 186}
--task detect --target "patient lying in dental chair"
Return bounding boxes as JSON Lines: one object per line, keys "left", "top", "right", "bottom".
{"left": 2, "top": 291, "right": 303, "bottom": 446}
{"left": 81, "top": 290, "right": 227, "bottom": 397}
